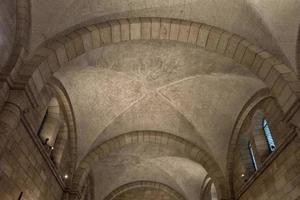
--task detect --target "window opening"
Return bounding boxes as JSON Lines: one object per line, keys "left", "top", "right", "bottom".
{"left": 248, "top": 142, "right": 258, "bottom": 171}
{"left": 262, "top": 119, "right": 276, "bottom": 152}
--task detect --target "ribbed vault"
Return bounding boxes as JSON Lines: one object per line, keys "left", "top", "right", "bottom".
{"left": 3, "top": 12, "right": 298, "bottom": 200}
{"left": 0, "top": 2, "right": 299, "bottom": 200}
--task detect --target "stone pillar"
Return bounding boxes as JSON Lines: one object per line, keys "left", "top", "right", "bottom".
{"left": 39, "top": 98, "right": 62, "bottom": 148}
{"left": 0, "top": 90, "right": 28, "bottom": 153}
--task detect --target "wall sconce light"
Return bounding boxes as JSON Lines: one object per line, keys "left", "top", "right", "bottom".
{"left": 64, "top": 174, "right": 69, "bottom": 179}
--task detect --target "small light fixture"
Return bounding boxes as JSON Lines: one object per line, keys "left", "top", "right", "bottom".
{"left": 51, "top": 146, "right": 54, "bottom": 150}
{"left": 64, "top": 174, "right": 69, "bottom": 179}
{"left": 241, "top": 173, "right": 245, "bottom": 177}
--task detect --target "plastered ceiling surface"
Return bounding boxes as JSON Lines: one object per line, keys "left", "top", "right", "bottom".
{"left": 31, "top": 0, "right": 300, "bottom": 73}
{"left": 55, "top": 41, "right": 266, "bottom": 172}
{"left": 91, "top": 143, "right": 208, "bottom": 200}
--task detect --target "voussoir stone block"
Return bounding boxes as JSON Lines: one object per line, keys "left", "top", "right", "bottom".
{"left": 216, "top": 31, "right": 233, "bottom": 54}
{"left": 76, "top": 27, "right": 93, "bottom": 51}
{"left": 99, "top": 23, "right": 112, "bottom": 44}
{"left": 110, "top": 20, "right": 121, "bottom": 43}
{"left": 119, "top": 19, "right": 130, "bottom": 41}
{"left": 197, "top": 24, "right": 211, "bottom": 48}
{"left": 225, "top": 35, "right": 242, "bottom": 58}
{"left": 251, "top": 51, "right": 272, "bottom": 74}
{"left": 188, "top": 23, "right": 200, "bottom": 44}
{"left": 265, "top": 66, "right": 281, "bottom": 89}
{"left": 141, "top": 18, "right": 151, "bottom": 40}
{"left": 86, "top": 25, "right": 101, "bottom": 48}
{"left": 129, "top": 19, "right": 141, "bottom": 40}
{"left": 258, "top": 57, "right": 282, "bottom": 80}
{"left": 234, "top": 40, "right": 251, "bottom": 63}
{"left": 170, "top": 19, "right": 180, "bottom": 41}
{"left": 151, "top": 18, "right": 161, "bottom": 39}
{"left": 178, "top": 21, "right": 191, "bottom": 42}
{"left": 160, "top": 18, "right": 171, "bottom": 40}
{"left": 62, "top": 38, "right": 76, "bottom": 60}
{"left": 206, "top": 27, "right": 223, "bottom": 51}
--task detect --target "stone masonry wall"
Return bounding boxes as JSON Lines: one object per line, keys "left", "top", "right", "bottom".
{"left": 0, "top": 121, "right": 63, "bottom": 200}
{"left": 0, "top": 0, "right": 16, "bottom": 69}
{"left": 239, "top": 133, "right": 300, "bottom": 200}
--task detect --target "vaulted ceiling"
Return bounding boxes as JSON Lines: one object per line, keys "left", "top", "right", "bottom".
{"left": 1, "top": 1, "right": 299, "bottom": 199}
{"left": 55, "top": 41, "right": 266, "bottom": 171}
{"left": 54, "top": 40, "right": 265, "bottom": 199}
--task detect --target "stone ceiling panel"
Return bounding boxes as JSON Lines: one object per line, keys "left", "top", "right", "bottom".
{"left": 55, "top": 66, "right": 146, "bottom": 161}
{"left": 159, "top": 73, "right": 265, "bottom": 169}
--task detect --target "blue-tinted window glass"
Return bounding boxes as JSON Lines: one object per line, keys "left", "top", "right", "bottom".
{"left": 263, "top": 119, "right": 276, "bottom": 152}
{"left": 248, "top": 142, "right": 258, "bottom": 171}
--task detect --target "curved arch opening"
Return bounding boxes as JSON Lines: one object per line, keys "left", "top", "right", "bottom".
{"left": 72, "top": 131, "right": 227, "bottom": 200}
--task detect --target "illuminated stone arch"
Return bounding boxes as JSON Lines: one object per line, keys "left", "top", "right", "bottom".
{"left": 72, "top": 130, "right": 229, "bottom": 200}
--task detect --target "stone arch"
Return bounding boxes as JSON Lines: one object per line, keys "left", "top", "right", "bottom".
{"left": 227, "top": 87, "right": 295, "bottom": 196}
{"left": 104, "top": 181, "right": 186, "bottom": 200}
{"left": 1, "top": 0, "right": 31, "bottom": 76}
{"left": 200, "top": 175, "right": 218, "bottom": 200}
{"left": 6, "top": 16, "right": 299, "bottom": 199}
{"left": 46, "top": 77, "right": 78, "bottom": 180}
{"left": 227, "top": 88, "right": 270, "bottom": 190}
{"left": 72, "top": 130, "right": 228, "bottom": 199}
{"left": 14, "top": 17, "right": 300, "bottom": 119}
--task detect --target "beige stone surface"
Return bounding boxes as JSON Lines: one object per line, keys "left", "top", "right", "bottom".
{"left": 30, "top": 0, "right": 300, "bottom": 74}
{"left": 55, "top": 41, "right": 265, "bottom": 170}
{"left": 91, "top": 144, "right": 208, "bottom": 200}
{"left": 0, "top": 1, "right": 300, "bottom": 200}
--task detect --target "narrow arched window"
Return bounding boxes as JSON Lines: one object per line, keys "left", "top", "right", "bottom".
{"left": 248, "top": 142, "right": 258, "bottom": 171}
{"left": 262, "top": 119, "right": 276, "bottom": 152}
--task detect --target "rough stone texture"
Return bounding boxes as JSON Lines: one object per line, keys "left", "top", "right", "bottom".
{"left": 0, "top": 0, "right": 16, "bottom": 69}
{"left": 0, "top": 122, "right": 63, "bottom": 200}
